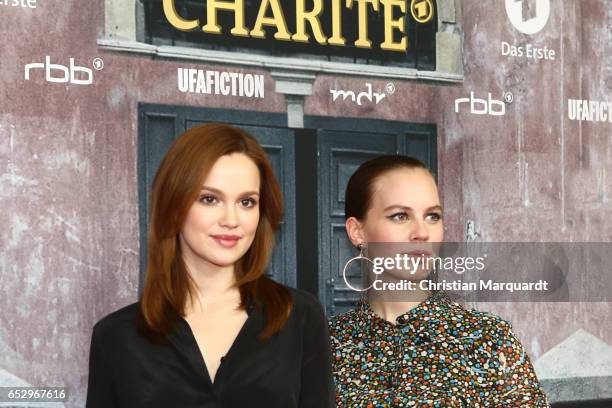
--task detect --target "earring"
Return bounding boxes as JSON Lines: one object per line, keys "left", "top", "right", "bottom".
{"left": 342, "top": 243, "right": 374, "bottom": 292}
{"left": 429, "top": 265, "right": 439, "bottom": 285}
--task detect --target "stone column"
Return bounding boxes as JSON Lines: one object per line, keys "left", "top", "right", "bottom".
{"left": 271, "top": 70, "right": 316, "bottom": 129}
{"left": 436, "top": 0, "right": 463, "bottom": 75}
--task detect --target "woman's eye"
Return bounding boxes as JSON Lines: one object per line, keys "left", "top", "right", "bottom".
{"left": 199, "top": 195, "right": 218, "bottom": 205}
{"left": 240, "top": 198, "right": 257, "bottom": 208}
{"left": 426, "top": 213, "right": 442, "bottom": 222}
{"left": 388, "top": 212, "right": 408, "bottom": 222}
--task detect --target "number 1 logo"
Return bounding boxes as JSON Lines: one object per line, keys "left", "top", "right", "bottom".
{"left": 505, "top": 0, "right": 550, "bottom": 35}
{"left": 410, "top": 0, "right": 434, "bottom": 24}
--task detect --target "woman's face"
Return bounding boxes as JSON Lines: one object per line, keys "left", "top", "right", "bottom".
{"left": 348, "top": 166, "right": 444, "bottom": 253}
{"left": 349, "top": 167, "right": 444, "bottom": 282}
{"left": 179, "top": 153, "right": 261, "bottom": 270}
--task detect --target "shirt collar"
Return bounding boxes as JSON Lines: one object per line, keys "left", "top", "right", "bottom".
{"left": 357, "top": 291, "right": 451, "bottom": 333}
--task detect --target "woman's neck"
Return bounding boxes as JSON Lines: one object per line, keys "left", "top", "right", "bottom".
{"left": 183, "top": 256, "right": 240, "bottom": 314}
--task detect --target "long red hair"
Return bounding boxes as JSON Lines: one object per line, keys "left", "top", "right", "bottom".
{"left": 139, "top": 123, "right": 292, "bottom": 342}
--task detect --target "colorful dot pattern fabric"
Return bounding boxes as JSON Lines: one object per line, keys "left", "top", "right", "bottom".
{"left": 329, "top": 291, "right": 550, "bottom": 407}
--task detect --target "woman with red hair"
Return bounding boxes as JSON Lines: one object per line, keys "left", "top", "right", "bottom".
{"left": 86, "top": 123, "right": 334, "bottom": 407}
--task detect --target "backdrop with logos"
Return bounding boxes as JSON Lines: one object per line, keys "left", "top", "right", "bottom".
{"left": 1, "top": 0, "right": 611, "bottom": 406}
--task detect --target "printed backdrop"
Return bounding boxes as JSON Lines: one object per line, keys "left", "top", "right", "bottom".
{"left": 1, "top": 0, "right": 611, "bottom": 406}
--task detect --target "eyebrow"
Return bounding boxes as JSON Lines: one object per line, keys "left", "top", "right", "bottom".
{"left": 383, "top": 204, "right": 443, "bottom": 212}
{"left": 200, "top": 186, "right": 260, "bottom": 196}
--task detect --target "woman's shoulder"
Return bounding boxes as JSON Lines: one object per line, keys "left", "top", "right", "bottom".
{"left": 257, "top": 278, "right": 325, "bottom": 319}
{"left": 326, "top": 295, "right": 516, "bottom": 340}
{"left": 286, "top": 287, "right": 326, "bottom": 319}
{"left": 327, "top": 308, "right": 361, "bottom": 338}
{"left": 91, "top": 302, "right": 141, "bottom": 341}
{"left": 288, "top": 287, "right": 322, "bottom": 307}
{"left": 444, "top": 299, "right": 514, "bottom": 336}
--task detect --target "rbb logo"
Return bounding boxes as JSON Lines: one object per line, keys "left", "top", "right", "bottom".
{"left": 24, "top": 56, "right": 99, "bottom": 85}
{"left": 454, "top": 92, "right": 508, "bottom": 116}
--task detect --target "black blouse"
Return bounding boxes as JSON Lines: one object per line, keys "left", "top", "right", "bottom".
{"left": 86, "top": 288, "right": 335, "bottom": 408}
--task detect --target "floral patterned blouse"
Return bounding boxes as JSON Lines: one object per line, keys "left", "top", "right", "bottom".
{"left": 329, "top": 291, "right": 549, "bottom": 407}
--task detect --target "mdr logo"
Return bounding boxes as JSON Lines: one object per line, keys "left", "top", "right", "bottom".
{"left": 505, "top": 0, "right": 551, "bottom": 35}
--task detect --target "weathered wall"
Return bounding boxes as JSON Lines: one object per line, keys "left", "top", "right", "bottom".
{"left": 1, "top": 0, "right": 610, "bottom": 406}
{"left": 307, "top": 0, "right": 612, "bottom": 376}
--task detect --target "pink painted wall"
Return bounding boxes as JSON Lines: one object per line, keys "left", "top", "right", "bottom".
{"left": 1, "top": 0, "right": 610, "bottom": 406}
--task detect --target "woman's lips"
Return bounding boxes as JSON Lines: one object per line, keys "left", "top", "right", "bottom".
{"left": 211, "top": 235, "right": 241, "bottom": 248}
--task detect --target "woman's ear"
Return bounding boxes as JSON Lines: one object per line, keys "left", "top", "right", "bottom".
{"left": 345, "top": 217, "right": 365, "bottom": 247}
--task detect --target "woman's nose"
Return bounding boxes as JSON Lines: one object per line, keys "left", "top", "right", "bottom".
{"left": 220, "top": 205, "right": 239, "bottom": 228}
{"left": 409, "top": 220, "right": 429, "bottom": 241}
